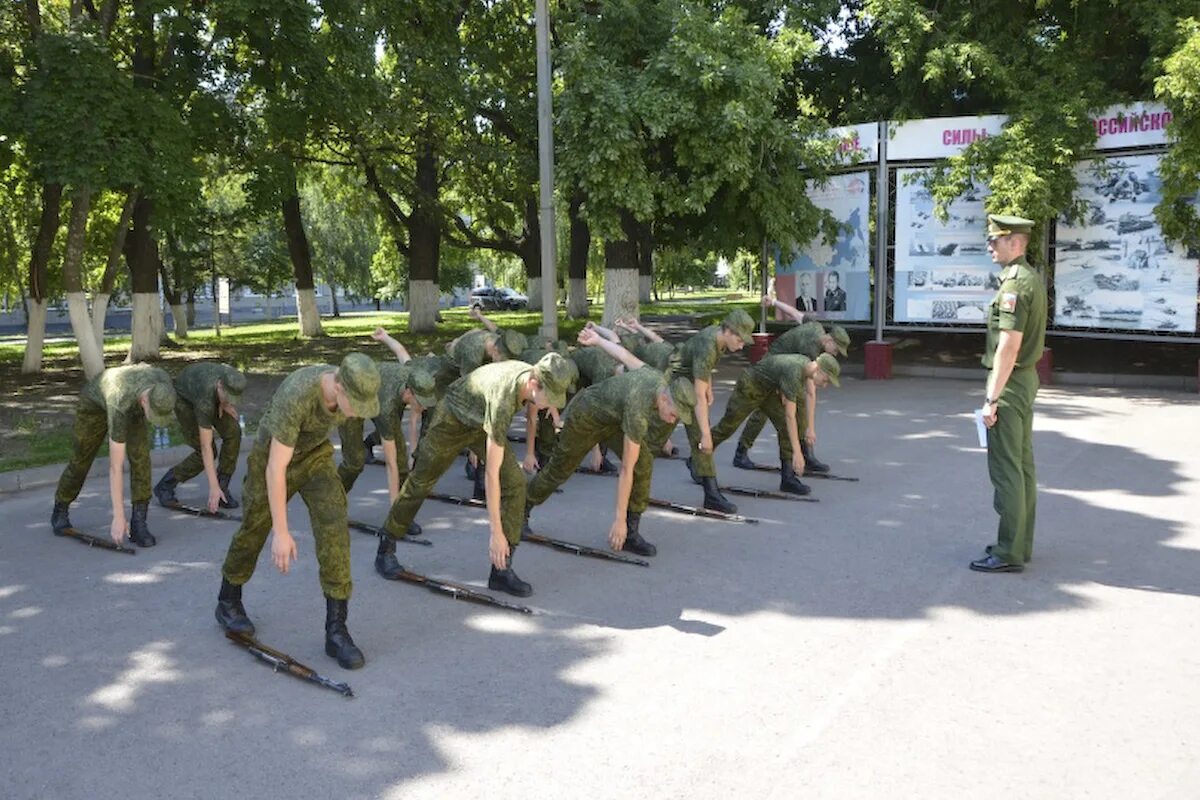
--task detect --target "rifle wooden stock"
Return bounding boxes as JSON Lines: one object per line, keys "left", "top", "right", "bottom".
{"left": 382, "top": 567, "right": 533, "bottom": 614}
{"left": 226, "top": 631, "right": 354, "bottom": 697}
{"left": 57, "top": 527, "right": 137, "bottom": 555}
{"left": 522, "top": 532, "right": 650, "bottom": 567}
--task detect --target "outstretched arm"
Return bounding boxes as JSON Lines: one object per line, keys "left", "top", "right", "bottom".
{"left": 763, "top": 294, "right": 804, "bottom": 324}
{"left": 371, "top": 328, "right": 412, "bottom": 364}
{"left": 617, "top": 317, "right": 664, "bottom": 343}
{"left": 578, "top": 327, "right": 645, "bottom": 370}
{"left": 585, "top": 320, "right": 621, "bottom": 343}
{"left": 468, "top": 306, "right": 499, "bottom": 332}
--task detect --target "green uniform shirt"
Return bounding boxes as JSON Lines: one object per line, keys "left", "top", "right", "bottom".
{"left": 750, "top": 354, "right": 810, "bottom": 402}
{"left": 80, "top": 364, "right": 173, "bottom": 443}
{"left": 670, "top": 326, "right": 722, "bottom": 383}
{"left": 571, "top": 346, "right": 620, "bottom": 389}
{"left": 375, "top": 362, "right": 414, "bottom": 440}
{"left": 410, "top": 354, "right": 458, "bottom": 395}
{"left": 768, "top": 322, "right": 825, "bottom": 359}
{"left": 563, "top": 367, "right": 666, "bottom": 445}
{"left": 983, "top": 256, "right": 1047, "bottom": 370}
{"left": 174, "top": 362, "right": 233, "bottom": 429}
{"left": 256, "top": 366, "right": 347, "bottom": 456}
{"left": 451, "top": 329, "right": 497, "bottom": 376}
{"left": 442, "top": 360, "right": 532, "bottom": 445}
{"left": 518, "top": 346, "right": 550, "bottom": 365}
{"left": 635, "top": 341, "right": 675, "bottom": 372}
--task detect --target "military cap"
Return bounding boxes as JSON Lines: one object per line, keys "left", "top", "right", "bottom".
{"left": 533, "top": 352, "right": 574, "bottom": 409}
{"left": 501, "top": 329, "right": 528, "bottom": 359}
{"left": 619, "top": 333, "right": 642, "bottom": 353}
{"left": 829, "top": 325, "right": 851, "bottom": 357}
{"left": 987, "top": 214, "right": 1035, "bottom": 239}
{"left": 219, "top": 365, "right": 247, "bottom": 404}
{"left": 667, "top": 376, "right": 696, "bottom": 426}
{"left": 406, "top": 365, "right": 440, "bottom": 410}
{"left": 336, "top": 353, "right": 381, "bottom": 419}
{"left": 722, "top": 309, "right": 756, "bottom": 344}
{"left": 815, "top": 353, "right": 841, "bottom": 387}
{"left": 145, "top": 381, "right": 177, "bottom": 427}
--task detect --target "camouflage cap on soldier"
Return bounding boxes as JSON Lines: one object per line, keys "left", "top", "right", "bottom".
{"left": 406, "top": 365, "right": 440, "bottom": 410}
{"left": 533, "top": 352, "right": 574, "bottom": 409}
{"left": 145, "top": 381, "right": 177, "bottom": 427}
{"left": 619, "top": 333, "right": 642, "bottom": 353}
{"left": 829, "top": 325, "right": 851, "bottom": 357}
{"left": 219, "top": 365, "right": 247, "bottom": 404}
{"left": 501, "top": 329, "right": 528, "bottom": 359}
{"left": 815, "top": 353, "right": 841, "bottom": 387}
{"left": 722, "top": 308, "right": 755, "bottom": 344}
{"left": 336, "top": 353, "right": 381, "bottom": 418}
{"left": 667, "top": 376, "right": 696, "bottom": 426}
{"left": 987, "top": 213, "right": 1035, "bottom": 239}
{"left": 562, "top": 357, "right": 580, "bottom": 393}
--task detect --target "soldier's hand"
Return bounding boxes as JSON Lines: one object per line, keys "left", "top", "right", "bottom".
{"left": 207, "top": 485, "right": 225, "bottom": 514}
{"left": 792, "top": 453, "right": 806, "bottom": 475}
{"left": 370, "top": 327, "right": 389, "bottom": 342}
{"left": 608, "top": 517, "right": 627, "bottom": 551}
{"left": 804, "top": 430, "right": 817, "bottom": 447}
{"left": 982, "top": 400, "right": 998, "bottom": 428}
{"left": 468, "top": 307, "right": 483, "bottom": 321}
{"left": 577, "top": 327, "right": 599, "bottom": 347}
{"left": 522, "top": 452, "right": 539, "bottom": 474}
{"left": 760, "top": 294, "right": 775, "bottom": 308}
{"left": 700, "top": 432, "right": 714, "bottom": 454}
{"left": 489, "top": 532, "right": 510, "bottom": 570}
{"left": 109, "top": 514, "right": 128, "bottom": 545}
{"left": 271, "top": 530, "right": 297, "bottom": 575}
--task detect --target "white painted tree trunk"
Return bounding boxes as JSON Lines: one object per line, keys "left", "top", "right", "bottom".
{"left": 408, "top": 279, "right": 439, "bottom": 332}
{"left": 66, "top": 292, "right": 105, "bottom": 378}
{"left": 170, "top": 303, "right": 188, "bottom": 338}
{"left": 21, "top": 299, "right": 48, "bottom": 374}
{"left": 128, "top": 292, "right": 162, "bottom": 361}
{"left": 296, "top": 287, "right": 323, "bottom": 336}
{"left": 568, "top": 278, "right": 589, "bottom": 319}
{"left": 639, "top": 274, "right": 652, "bottom": 304}
{"left": 602, "top": 268, "right": 639, "bottom": 326}
{"left": 527, "top": 277, "right": 542, "bottom": 312}
{"left": 91, "top": 292, "right": 110, "bottom": 348}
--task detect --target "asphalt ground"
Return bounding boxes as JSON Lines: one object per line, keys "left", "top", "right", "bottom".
{"left": 1, "top": 369, "right": 1198, "bottom": 799}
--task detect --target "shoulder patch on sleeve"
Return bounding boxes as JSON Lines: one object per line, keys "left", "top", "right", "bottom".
{"left": 1000, "top": 292, "right": 1018, "bottom": 313}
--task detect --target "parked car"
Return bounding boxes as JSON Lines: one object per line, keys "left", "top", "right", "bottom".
{"left": 469, "top": 286, "right": 527, "bottom": 311}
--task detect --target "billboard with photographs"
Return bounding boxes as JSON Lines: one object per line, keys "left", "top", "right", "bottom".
{"left": 773, "top": 171, "right": 872, "bottom": 322}
{"left": 1054, "top": 154, "right": 1199, "bottom": 333}
{"left": 893, "top": 169, "right": 1000, "bottom": 324}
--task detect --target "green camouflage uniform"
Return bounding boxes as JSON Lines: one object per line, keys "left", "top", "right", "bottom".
{"left": 56, "top": 364, "right": 175, "bottom": 505}
{"left": 221, "top": 365, "right": 368, "bottom": 599}
{"left": 338, "top": 362, "right": 414, "bottom": 492}
{"left": 170, "top": 363, "right": 243, "bottom": 484}
{"left": 712, "top": 355, "right": 810, "bottom": 467}
{"left": 450, "top": 329, "right": 499, "bottom": 377}
{"left": 528, "top": 367, "right": 666, "bottom": 514}
{"left": 635, "top": 340, "right": 675, "bottom": 372}
{"left": 984, "top": 255, "right": 1047, "bottom": 565}
{"left": 670, "top": 326, "right": 724, "bottom": 477}
{"left": 737, "top": 322, "right": 824, "bottom": 451}
{"left": 381, "top": 361, "right": 533, "bottom": 545}
{"left": 571, "top": 346, "right": 621, "bottom": 390}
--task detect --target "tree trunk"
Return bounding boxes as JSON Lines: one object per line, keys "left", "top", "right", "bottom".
{"left": 407, "top": 134, "right": 442, "bottom": 333}
{"left": 602, "top": 238, "right": 639, "bottom": 326}
{"left": 635, "top": 221, "right": 653, "bottom": 304}
{"left": 329, "top": 282, "right": 340, "bottom": 317}
{"left": 521, "top": 196, "right": 542, "bottom": 311}
{"left": 22, "top": 183, "right": 63, "bottom": 373}
{"left": 567, "top": 192, "right": 590, "bottom": 319}
{"left": 92, "top": 190, "right": 137, "bottom": 348}
{"left": 126, "top": 194, "right": 161, "bottom": 361}
{"left": 186, "top": 287, "right": 196, "bottom": 327}
{"left": 62, "top": 188, "right": 106, "bottom": 377}
{"left": 282, "top": 169, "right": 323, "bottom": 337}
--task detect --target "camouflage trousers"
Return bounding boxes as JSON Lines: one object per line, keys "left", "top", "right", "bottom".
{"left": 527, "top": 415, "right": 654, "bottom": 515}
{"left": 382, "top": 407, "right": 523, "bottom": 546}
{"left": 694, "top": 373, "right": 802, "bottom": 475}
{"left": 337, "top": 417, "right": 409, "bottom": 494}
{"left": 736, "top": 391, "right": 810, "bottom": 454}
{"left": 171, "top": 400, "right": 242, "bottom": 483}
{"left": 221, "top": 439, "right": 352, "bottom": 599}
{"left": 55, "top": 400, "right": 152, "bottom": 505}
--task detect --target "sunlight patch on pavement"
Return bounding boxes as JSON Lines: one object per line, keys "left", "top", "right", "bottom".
{"left": 87, "top": 641, "right": 181, "bottom": 712}
{"left": 463, "top": 614, "right": 540, "bottom": 636}
{"left": 41, "top": 655, "right": 69, "bottom": 667}
{"left": 8, "top": 605, "right": 42, "bottom": 618}
{"left": 0, "top": 584, "right": 26, "bottom": 600}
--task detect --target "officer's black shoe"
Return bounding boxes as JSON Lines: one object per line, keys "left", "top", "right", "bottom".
{"left": 969, "top": 554, "right": 1024, "bottom": 573}
{"left": 324, "top": 596, "right": 365, "bottom": 670}
{"left": 153, "top": 469, "right": 179, "bottom": 507}
{"left": 128, "top": 502, "right": 157, "bottom": 547}
{"left": 51, "top": 501, "right": 73, "bottom": 535}
{"left": 375, "top": 535, "right": 405, "bottom": 580}
{"left": 622, "top": 511, "right": 656, "bottom": 557}
{"left": 217, "top": 472, "right": 239, "bottom": 509}
{"left": 464, "top": 458, "right": 477, "bottom": 482}
{"left": 732, "top": 445, "right": 758, "bottom": 471}
{"left": 686, "top": 456, "right": 702, "bottom": 485}
{"left": 488, "top": 551, "right": 533, "bottom": 597}
{"left": 597, "top": 455, "right": 618, "bottom": 475}
{"left": 472, "top": 463, "right": 487, "bottom": 501}
{"left": 363, "top": 436, "right": 378, "bottom": 465}
{"left": 800, "top": 442, "right": 830, "bottom": 474}
{"left": 700, "top": 477, "right": 738, "bottom": 514}
{"left": 779, "top": 464, "right": 812, "bottom": 496}
{"left": 215, "top": 578, "right": 255, "bottom": 635}
{"left": 521, "top": 507, "right": 534, "bottom": 538}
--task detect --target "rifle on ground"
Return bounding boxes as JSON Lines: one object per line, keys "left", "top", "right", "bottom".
{"left": 160, "top": 500, "right": 242, "bottom": 521}
{"left": 522, "top": 532, "right": 650, "bottom": 567}
{"left": 428, "top": 492, "right": 485, "bottom": 508}
{"left": 55, "top": 527, "right": 137, "bottom": 555}
{"left": 379, "top": 566, "right": 533, "bottom": 614}
{"left": 719, "top": 485, "right": 820, "bottom": 502}
{"left": 645, "top": 498, "right": 759, "bottom": 524}
{"left": 347, "top": 519, "right": 432, "bottom": 546}
{"left": 225, "top": 631, "right": 354, "bottom": 698}
{"left": 737, "top": 464, "right": 859, "bottom": 482}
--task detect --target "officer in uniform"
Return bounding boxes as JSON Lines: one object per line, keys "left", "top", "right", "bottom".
{"left": 51, "top": 364, "right": 177, "bottom": 547}
{"left": 971, "top": 214, "right": 1047, "bottom": 573}
{"left": 373, "top": 353, "right": 574, "bottom": 597}
{"left": 215, "top": 353, "right": 381, "bottom": 670}
{"left": 154, "top": 362, "right": 246, "bottom": 513}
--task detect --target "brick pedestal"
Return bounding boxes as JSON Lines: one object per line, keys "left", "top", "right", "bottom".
{"left": 1036, "top": 347, "right": 1053, "bottom": 385}
{"left": 749, "top": 332, "right": 774, "bottom": 365}
{"left": 864, "top": 340, "right": 893, "bottom": 380}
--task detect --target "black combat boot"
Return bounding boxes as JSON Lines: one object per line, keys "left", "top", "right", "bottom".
{"left": 521, "top": 505, "right": 534, "bottom": 538}
{"left": 596, "top": 448, "right": 618, "bottom": 475}
{"left": 217, "top": 472, "right": 239, "bottom": 509}
{"left": 51, "top": 501, "right": 73, "bottom": 535}
{"left": 780, "top": 463, "right": 812, "bottom": 496}
{"left": 363, "top": 435, "right": 378, "bottom": 465}
{"left": 488, "top": 548, "right": 533, "bottom": 597}
{"left": 324, "top": 596, "right": 365, "bottom": 670}
{"left": 464, "top": 457, "right": 477, "bottom": 482}
{"left": 214, "top": 578, "right": 255, "bottom": 635}
{"left": 473, "top": 461, "right": 487, "bottom": 501}
{"left": 622, "top": 511, "right": 656, "bottom": 557}
{"left": 686, "top": 456, "right": 702, "bottom": 485}
{"left": 700, "top": 477, "right": 738, "bottom": 514}
{"left": 153, "top": 469, "right": 179, "bottom": 507}
{"left": 128, "top": 502, "right": 157, "bottom": 547}
{"left": 375, "top": 535, "right": 404, "bottom": 579}
{"left": 407, "top": 520, "right": 423, "bottom": 538}
{"left": 732, "top": 445, "right": 758, "bottom": 471}
{"left": 800, "top": 442, "right": 829, "bottom": 474}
